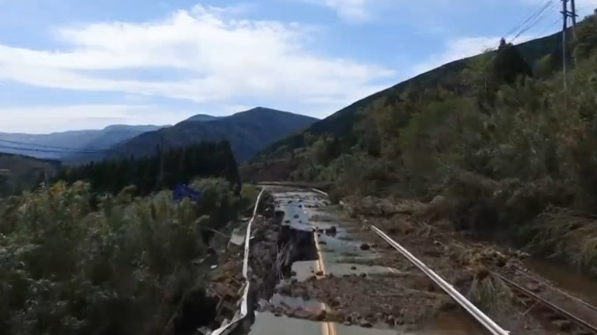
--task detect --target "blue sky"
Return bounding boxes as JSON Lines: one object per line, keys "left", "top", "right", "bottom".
{"left": 0, "top": 0, "right": 595, "bottom": 133}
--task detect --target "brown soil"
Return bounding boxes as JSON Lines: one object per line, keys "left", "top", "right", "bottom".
{"left": 272, "top": 273, "right": 452, "bottom": 328}
{"left": 339, "top": 196, "right": 597, "bottom": 335}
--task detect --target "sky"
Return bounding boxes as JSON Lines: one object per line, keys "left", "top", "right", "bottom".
{"left": 0, "top": 0, "right": 595, "bottom": 133}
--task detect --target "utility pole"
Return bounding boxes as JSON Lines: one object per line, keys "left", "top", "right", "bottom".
{"left": 561, "top": 0, "right": 577, "bottom": 99}
{"left": 570, "top": 0, "right": 577, "bottom": 31}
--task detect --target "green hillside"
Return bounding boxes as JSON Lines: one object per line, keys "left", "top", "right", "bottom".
{"left": 253, "top": 28, "right": 567, "bottom": 162}
{"left": 0, "top": 153, "right": 61, "bottom": 197}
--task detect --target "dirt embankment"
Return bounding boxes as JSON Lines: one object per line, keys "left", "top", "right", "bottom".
{"left": 341, "top": 195, "right": 597, "bottom": 334}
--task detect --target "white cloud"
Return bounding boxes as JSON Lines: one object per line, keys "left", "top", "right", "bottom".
{"left": 296, "top": 0, "right": 372, "bottom": 21}
{"left": 0, "top": 4, "right": 395, "bottom": 113}
{"left": 0, "top": 105, "right": 179, "bottom": 133}
{"left": 293, "top": 0, "right": 394, "bottom": 22}
{"left": 0, "top": 103, "right": 253, "bottom": 134}
{"left": 410, "top": 35, "right": 536, "bottom": 78}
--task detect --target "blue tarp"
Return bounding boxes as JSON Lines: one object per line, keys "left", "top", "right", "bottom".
{"left": 173, "top": 184, "right": 201, "bottom": 203}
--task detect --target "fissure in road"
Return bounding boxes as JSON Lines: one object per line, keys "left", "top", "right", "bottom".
{"left": 244, "top": 187, "right": 483, "bottom": 335}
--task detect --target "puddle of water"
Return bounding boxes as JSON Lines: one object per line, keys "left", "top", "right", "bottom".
{"left": 317, "top": 234, "right": 366, "bottom": 254}
{"left": 524, "top": 258, "right": 597, "bottom": 306}
{"left": 291, "top": 260, "right": 320, "bottom": 281}
{"left": 270, "top": 293, "right": 324, "bottom": 311}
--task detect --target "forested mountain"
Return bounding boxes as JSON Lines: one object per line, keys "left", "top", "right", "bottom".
{"left": 250, "top": 26, "right": 571, "bottom": 163}
{"left": 55, "top": 141, "right": 240, "bottom": 196}
{"left": 105, "top": 107, "right": 318, "bottom": 163}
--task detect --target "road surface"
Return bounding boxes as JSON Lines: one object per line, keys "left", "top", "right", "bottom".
{"left": 247, "top": 187, "right": 482, "bottom": 335}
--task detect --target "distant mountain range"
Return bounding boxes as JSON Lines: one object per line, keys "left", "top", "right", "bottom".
{"left": 104, "top": 107, "right": 318, "bottom": 163}
{"left": 0, "top": 107, "right": 318, "bottom": 164}
{"left": 0, "top": 125, "right": 166, "bottom": 160}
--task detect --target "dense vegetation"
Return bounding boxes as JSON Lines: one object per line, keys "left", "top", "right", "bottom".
{"left": 0, "top": 133, "right": 262, "bottom": 334}
{"left": 0, "top": 178, "right": 247, "bottom": 335}
{"left": 246, "top": 14, "right": 597, "bottom": 274}
{"left": 0, "top": 153, "right": 60, "bottom": 197}
{"left": 55, "top": 141, "right": 241, "bottom": 196}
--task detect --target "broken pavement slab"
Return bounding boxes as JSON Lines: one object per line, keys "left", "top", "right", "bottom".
{"left": 246, "top": 187, "right": 485, "bottom": 335}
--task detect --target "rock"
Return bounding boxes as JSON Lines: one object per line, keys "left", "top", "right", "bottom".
{"left": 385, "top": 315, "right": 395, "bottom": 326}
{"left": 360, "top": 243, "right": 371, "bottom": 250}
{"left": 351, "top": 266, "right": 357, "bottom": 270}
{"left": 326, "top": 226, "right": 337, "bottom": 235}
{"left": 359, "top": 319, "right": 373, "bottom": 328}
{"left": 279, "top": 285, "right": 292, "bottom": 295}
{"left": 313, "top": 310, "right": 327, "bottom": 321}
{"left": 331, "top": 297, "right": 341, "bottom": 307}
{"left": 374, "top": 312, "right": 383, "bottom": 321}
{"left": 294, "top": 214, "right": 299, "bottom": 218}
{"left": 359, "top": 273, "right": 367, "bottom": 278}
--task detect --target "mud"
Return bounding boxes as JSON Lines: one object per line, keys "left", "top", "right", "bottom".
{"left": 271, "top": 273, "right": 452, "bottom": 328}
{"left": 344, "top": 196, "right": 597, "bottom": 335}
{"left": 249, "top": 189, "right": 483, "bottom": 334}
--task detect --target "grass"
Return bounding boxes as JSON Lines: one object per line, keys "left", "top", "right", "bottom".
{"left": 467, "top": 274, "right": 514, "bottom": 318}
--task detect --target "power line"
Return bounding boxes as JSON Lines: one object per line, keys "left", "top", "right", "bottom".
{"left": 505, "top": 0, "right": 555, "bottom": 40}
{"left": 0, "top": 138, "right": 109, "bottom": 153}
{"left": 532, "top": 17, "right": 563, "bottom": 38}
{"left": 0, "top": 144, "right": 105, "bottom": 155}
{"left": 511, "top": 1, "right": 558, "bottom": 43}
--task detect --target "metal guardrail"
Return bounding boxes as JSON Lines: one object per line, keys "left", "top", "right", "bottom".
{"left": 210, "top": 188, "right": 266, "bottom": 335}
{"left": 321, "top": 189, "right": 509, "bottom": 335}
{"left": 369, "top": 226, "right": 510, "bottom": 335}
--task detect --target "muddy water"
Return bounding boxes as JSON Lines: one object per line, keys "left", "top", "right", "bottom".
{"left": 251, "top": 187, "right": 485, "bottom": 335}
{"left": 524, "top": 258, "right": 597, "bottom": 306}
